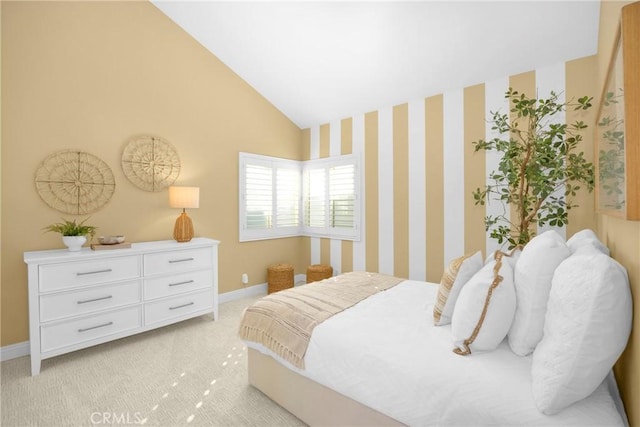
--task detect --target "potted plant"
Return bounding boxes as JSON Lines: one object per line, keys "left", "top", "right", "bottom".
{"left": 43, "top": 218, "right": 97, "bottom": 251}
{"left": 472, "top": 89, "right": 595, "bottom": 248}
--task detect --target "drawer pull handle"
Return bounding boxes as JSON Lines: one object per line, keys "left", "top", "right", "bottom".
{"left": 168, "top": 258, "right": 194, "bottom": 264}
{"left": 169, "top": 280, "right": 194, "bottom": 287}
{"left": 169, "top": 302, "right": 194, "bottom": 310}
{"left": 76, "top": 269, "right": 113, "bottom": 276}
{"left": 78, "top": 321, "right": 113, "bottom": 333}
{"left": 169, "top": 280, "right": 193, "bottom": 286}
{"left": 77, "top": 295, "right": 113, "bottom": 304}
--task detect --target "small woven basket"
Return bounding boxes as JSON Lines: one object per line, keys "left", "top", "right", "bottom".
{"left": 267, "top": 263, "right": 294, "bottom": 294}
{"left": 306, "top": 264, "right": 333, "bottom": 283}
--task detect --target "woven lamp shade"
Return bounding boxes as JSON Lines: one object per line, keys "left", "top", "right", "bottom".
{"left": 169, "top": 186, "right": 199, "bottom": 243}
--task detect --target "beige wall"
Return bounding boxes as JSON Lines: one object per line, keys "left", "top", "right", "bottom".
{"left": 597, "top": 2, "right": 639, "bottom": 426}
{"left": 0, "top": 1, "right": 306, "bottom": 346}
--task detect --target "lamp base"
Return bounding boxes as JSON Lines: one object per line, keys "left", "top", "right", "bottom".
{"left": 173, "top": 212, "right": 194, "bottom": 242}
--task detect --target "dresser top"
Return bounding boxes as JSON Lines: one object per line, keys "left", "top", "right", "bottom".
{"left": 24, "top": 237, "right": 220, "bottom": 265}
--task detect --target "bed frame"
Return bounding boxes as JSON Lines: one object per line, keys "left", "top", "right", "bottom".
{"left": 248, "top": 347, "right": 630, "bottom": 427}
{"left": 247, "top": 348, "right": 404, "bottom": 426}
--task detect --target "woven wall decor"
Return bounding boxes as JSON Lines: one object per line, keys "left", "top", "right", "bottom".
{"left": 35, "top": 150, "right": 116, "bottom": 215}
{"left": 121, "top": 135, "right": 180, "bottom": 192}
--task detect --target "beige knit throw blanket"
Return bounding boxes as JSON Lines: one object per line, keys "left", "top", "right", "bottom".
{"left": 238, "top": 271, "right": 404, "bottom": 369}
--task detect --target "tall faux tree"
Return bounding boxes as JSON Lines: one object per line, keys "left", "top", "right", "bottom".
{"left": 473, "top": 89, "right": 595, "bottom": 248}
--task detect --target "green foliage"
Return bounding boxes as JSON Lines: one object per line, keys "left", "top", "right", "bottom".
{"left": 43, "top": 218, "right": 97, "bottom": 238}
{"left": 473, "top": 89, "right": 595, "bottom": 249}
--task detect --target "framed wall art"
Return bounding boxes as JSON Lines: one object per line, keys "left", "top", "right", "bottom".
{"left": 595, "top": 2, "right": 640, "bottom": 220}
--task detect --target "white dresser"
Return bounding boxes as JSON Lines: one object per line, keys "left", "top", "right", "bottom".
{"left": 24, "top": 237, "right": 219, "bottom": 375}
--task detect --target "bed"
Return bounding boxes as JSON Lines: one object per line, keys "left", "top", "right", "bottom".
{"left": 239, "top": 232, "right": 631, "bottom": 426}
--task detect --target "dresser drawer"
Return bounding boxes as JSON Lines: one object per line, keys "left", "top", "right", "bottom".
{"left": 40, "top": 306, "right": 141, "bottom": 353}
{"left": 144, "top": 270, "right": 212, "bottom": 301}
{"left": 40, "top": 280, "right": 141, "bottom": 323}
{"left": 144, "top": 288, "right": 214, "bottom": 326}
{"left": 143, "top": 247, "right": 212, "bottom": 277}
{"left": 39, "top": 256, "right": 140, "bottom": 292}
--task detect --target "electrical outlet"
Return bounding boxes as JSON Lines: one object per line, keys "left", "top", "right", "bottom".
{"left": 242, "top": 273, "right": 249, "bottom": 284}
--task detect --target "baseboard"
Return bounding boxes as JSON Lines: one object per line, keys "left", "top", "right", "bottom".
{"left": 218, "top": 274, "right": 306, "bottom": 304}
{"left": 3, "top": 275, "right": 308, "bottom": 362}
{"left": 219, "top": 282, "right": 267, "bottom": 303}
{"left": 0, "top": 341, "right": 29, "bottom": 362}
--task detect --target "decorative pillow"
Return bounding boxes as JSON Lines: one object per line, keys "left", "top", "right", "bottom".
{"left": 433, "top": 251, "right": 483, "bottom": 326}
{"left": 485, "top": 247, "right": 522, "bottom": 268}
{"left": 508, "top": 230, "right": 570, "bottom": 356}
{"left": 531, "top": 248, "right": 632, "bottom": 414}
{"left": 566, "top": 229, "right": 610, "bottom": 255}
{"left": 450, "top": 252, "right": 515, "bottom": 354}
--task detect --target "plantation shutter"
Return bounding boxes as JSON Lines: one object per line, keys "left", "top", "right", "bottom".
{"left": 276, "top": 167, "right": 300, "bottom": 228}
{"left": 245, "top": 163, "right": 273, "bottom": 230}
{"left": 240, "top": 152, "right": 360, "bottom": 241}
{"left": 303, "top": 168, "right": 326, "bottom": 228}
{"left": 329, "top": 164, "right": 355, "bottom": 229}
{"left": 240, "top": 153, "right": 301, "bottom": 241}
{"left": 302, "top": 155, "right": 360, "bottom": 240}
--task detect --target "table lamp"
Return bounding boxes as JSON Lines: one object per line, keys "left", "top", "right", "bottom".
{"left": 169, "top": 186, "right": 199, "bottom": 242}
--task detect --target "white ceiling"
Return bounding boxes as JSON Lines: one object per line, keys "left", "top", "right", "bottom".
{"left": 151, "top": 1, "right": 601, "bottom": 129}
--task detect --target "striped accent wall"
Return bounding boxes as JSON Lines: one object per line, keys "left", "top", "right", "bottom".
{"left": 304, "top": 58, "right": 596, "bottom": 282}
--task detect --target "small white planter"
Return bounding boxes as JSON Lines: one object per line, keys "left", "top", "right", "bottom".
{"left": 62, "top": 235, "right": 87, "bottom": 252}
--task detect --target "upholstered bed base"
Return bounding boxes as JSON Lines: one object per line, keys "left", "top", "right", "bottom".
{"left": 247, "top": 348, "right": 404, "bottom": 426}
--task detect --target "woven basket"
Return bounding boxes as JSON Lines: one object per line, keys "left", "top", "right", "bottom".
{"left": 267, "top": 263, "right": 294, "bottom": 294}
{"left": 306, "top": 264, "right": 333, "bottom": 283}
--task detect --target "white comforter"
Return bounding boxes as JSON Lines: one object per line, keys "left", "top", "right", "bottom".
{"left": 249, "top": 280, "right": 625, "bottom": 426}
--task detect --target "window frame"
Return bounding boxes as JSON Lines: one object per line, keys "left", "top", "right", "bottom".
{"left": 239, "top": 153, "right": 301, "bottom": 242}
{"left": 302, "top": 154, "right": 361, "bottom": 241}
{"left": 239, "top": 152, "right": 361, "bottom": 242}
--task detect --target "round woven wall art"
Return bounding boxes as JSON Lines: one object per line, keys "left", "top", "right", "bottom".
{"left": 121, "top": 135, "right": 181, "bottom": 192}
{"left": 35, "top": 150, "right": 116, "bottom": 215}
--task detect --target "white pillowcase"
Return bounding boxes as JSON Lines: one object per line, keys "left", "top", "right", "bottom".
{"left": 508, "top": 230, "right": 570, "bottom": 356}
{"left": 433, "top": 251, "right": 483, "bottom": 326}
{"left": 451, "top": 254, "right": 515, "bottom": 354}
{"left": 531, "top": 247, "right": 632, "bottom": 414}
{"left": 566, "top": 229, "right": 610, "bottom": 255}
{"left": 484, "top": 248, "right": 521, "bottom": 268}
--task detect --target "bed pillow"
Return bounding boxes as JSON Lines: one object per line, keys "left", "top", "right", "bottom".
{"left": 566, "top": 229, "right": 610, "bottom": 255}
{"left": 484, "top": 247, "right": 522, "bottom": 268}
{"left": 433, "top": 251, "right": 483, "bottom": 326}
{"left": 531, "top": 247, "right": 632, "bottom": 414}
{"left": 508, "top": 230, "right": 570, "bottom": 356}
{"left": 450, "top": 252, "right": 515, "bottom": 355}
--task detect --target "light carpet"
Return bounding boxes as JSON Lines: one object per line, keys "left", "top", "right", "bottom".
{"left": 0, "top": 296, "right": 306, "bottom": 427}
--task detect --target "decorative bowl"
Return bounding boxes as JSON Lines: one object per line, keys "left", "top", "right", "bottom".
{"left": 98, "top": 235, "right": 125, "bottom": 245}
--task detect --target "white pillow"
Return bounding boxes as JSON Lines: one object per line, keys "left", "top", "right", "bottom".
{"left": 433, "top": 251, "right": 483, "bottom": 326}
{"left": 508, "top": 230, "right": 570, "bottom": 356}
{"left": 566, "top": 229, "right": 610, "bottom": 255}
{"left": 451, "top": 253, "right": 515, "bottom": 354}
{"left": 531, "top": 249, "right": 632, "bottom": 414}
{"left": 484, "top": 247, "right": 522, "bottom": 268}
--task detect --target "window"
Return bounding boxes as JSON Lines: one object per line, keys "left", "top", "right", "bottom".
{"left": 239, "top": 152, "right": 361, "bottom": 242}
{"left": 302, "top": 155, "right": 360, "bottom": 240}
{"left": 239, "top": 153, "right": 300, "bottom": 241}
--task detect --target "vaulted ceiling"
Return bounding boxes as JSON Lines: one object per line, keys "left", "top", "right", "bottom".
{"left": 151, "top": 1, "right": 601, "bottom": 129}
